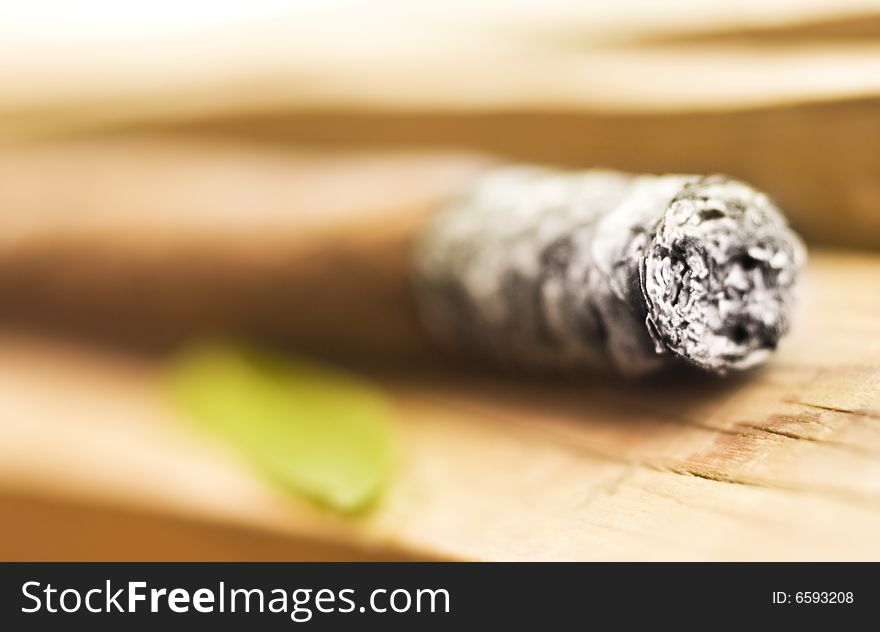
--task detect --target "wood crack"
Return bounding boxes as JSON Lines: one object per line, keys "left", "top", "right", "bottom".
{"left": 659, "top": 414, "right": 880, "bottom": 459}
{"left": 791, "top": 399, "right": 880, "bottom": 421}
{"left": 428, "top": 397, "right": 880, "bottom": 508}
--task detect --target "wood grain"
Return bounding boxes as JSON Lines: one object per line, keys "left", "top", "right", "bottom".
{"left": 1, "top": 250, "right": 878, "bottom": 561}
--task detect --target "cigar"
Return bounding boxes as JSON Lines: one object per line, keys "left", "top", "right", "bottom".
{"left": 0, "top": 139, "right": 804, "bottom": 375}
{"left": 0, "top": 138, "right": 488, "bottom": 361}
{"left": 413, "top": 166, "right": 805, "bottom": 375}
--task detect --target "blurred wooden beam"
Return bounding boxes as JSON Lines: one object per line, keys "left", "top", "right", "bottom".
{"left": 2, "top": 2, "right": 880, "bottom": 140}
{"left": 167, "top": 99, "right": 880, "bottom": 250}
{"left": 2, "top": 4, "right": 879, "bottom": 251}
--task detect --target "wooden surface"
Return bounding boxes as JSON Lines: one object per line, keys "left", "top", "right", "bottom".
{"left": 2, "top": 3, "right": 880, "bottom": 559}
{"left": 1, "top": 249, "right": 879, "bottom": 561}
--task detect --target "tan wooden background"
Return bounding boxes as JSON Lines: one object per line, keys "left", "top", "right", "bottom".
{"left": 0, "top": 1, "right": 878, "bottom": 560}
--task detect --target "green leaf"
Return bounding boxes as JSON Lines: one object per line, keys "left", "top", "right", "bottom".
{"left": 165, "top": 342, "right": 396, "bottom": 513}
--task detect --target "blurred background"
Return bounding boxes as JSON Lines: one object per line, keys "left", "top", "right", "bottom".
{"left": 1, "top": 0, "right": 879, "bottom": 561}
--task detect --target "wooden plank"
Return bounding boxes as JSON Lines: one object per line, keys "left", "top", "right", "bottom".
{"left": 3, "top": 1, "right": 880, "bottom": 136}
{"left": 3, "top": 5, "right": 880, "bottom": 249}
{"left": 1, "top": 250, "right": 878, "bottom": 561}
{"left": 174, "top": 98, "right": 880, "bottom": 251}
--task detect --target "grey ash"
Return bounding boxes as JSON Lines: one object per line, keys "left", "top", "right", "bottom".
{"left": 412, "top": 166, "right": 805, "bottom": 376}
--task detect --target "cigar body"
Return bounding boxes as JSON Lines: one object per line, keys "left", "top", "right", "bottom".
{"left": 0, "top": 139, "right": 490, "bottom": 361}
{"left": 413, "top": 166, "right": 805, "bottom": 375}
{"left": 0, "top": 140, "right": 804, "bottom": 374}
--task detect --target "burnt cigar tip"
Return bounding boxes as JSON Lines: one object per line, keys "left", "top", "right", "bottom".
{"left": 415, "top": 167, "right": 805, "bottom": 376}
{"left": 641, "top": 176, "right": 805, "bottom": 373}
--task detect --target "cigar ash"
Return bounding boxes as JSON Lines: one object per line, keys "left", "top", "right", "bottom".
{"left": 413, "top": 167, "right": 805, "bottom": 376}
